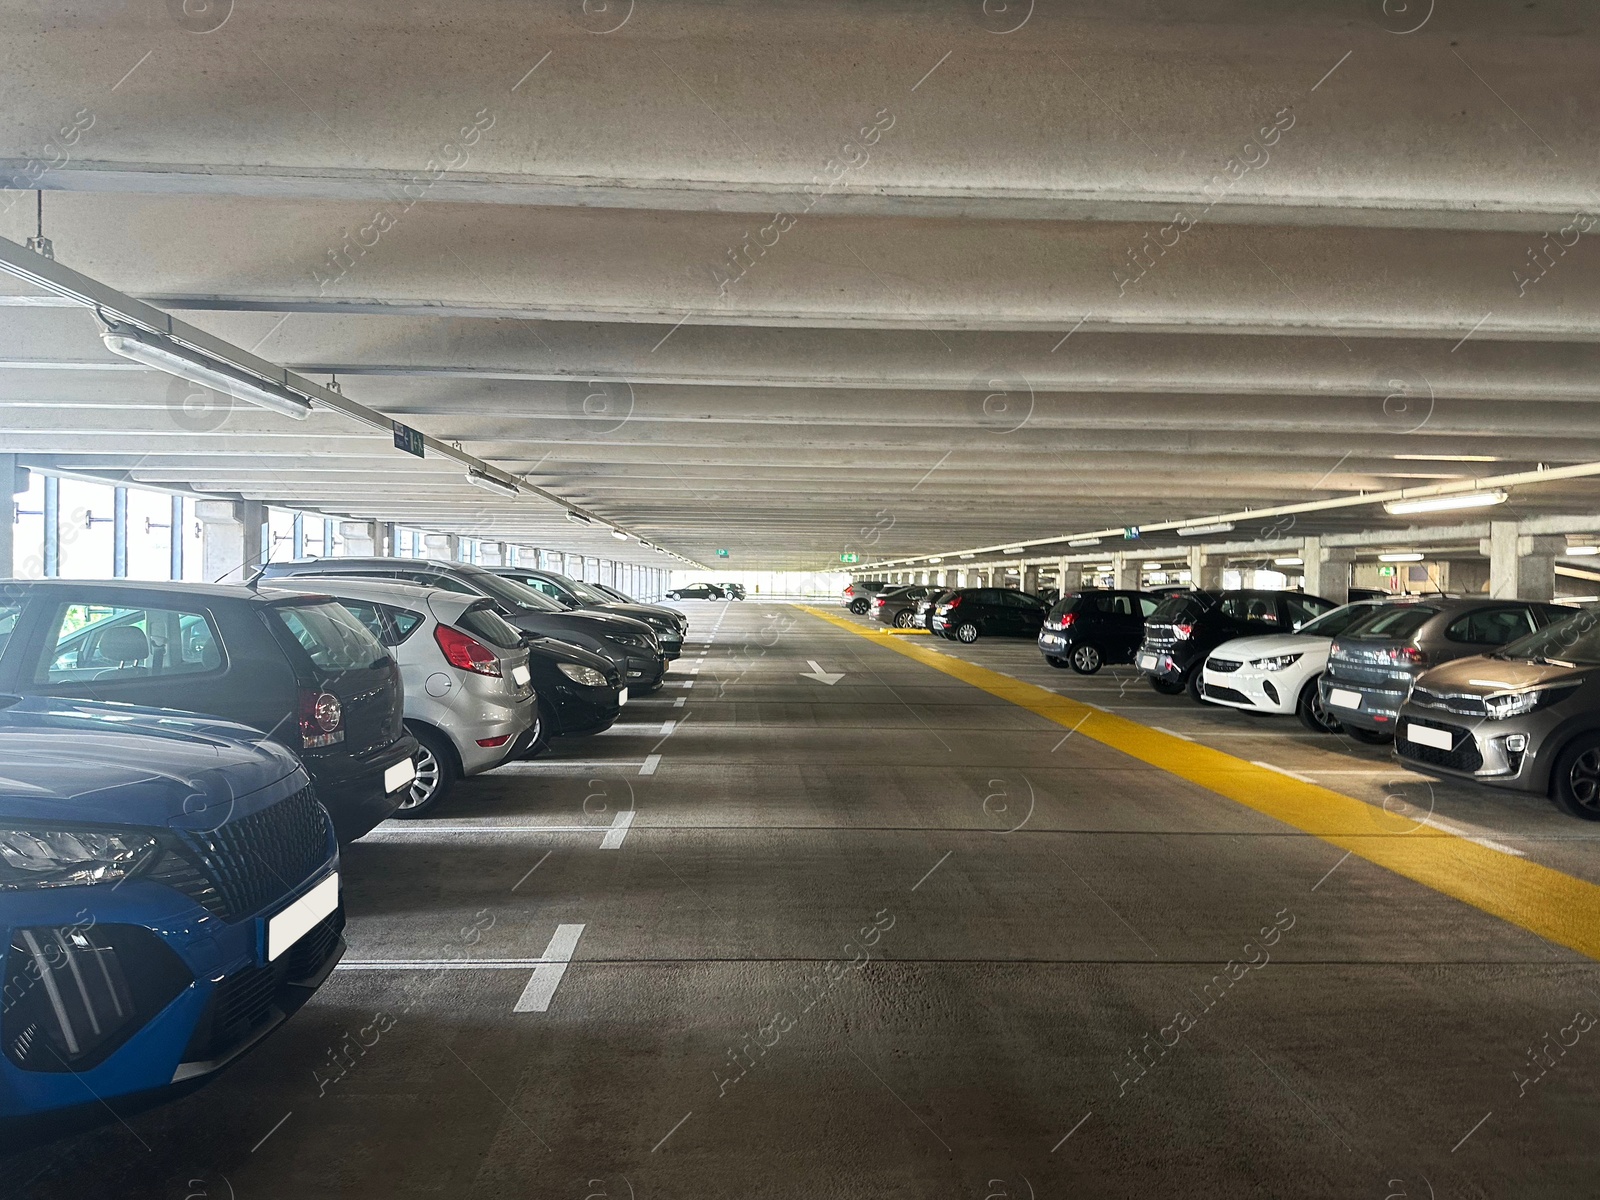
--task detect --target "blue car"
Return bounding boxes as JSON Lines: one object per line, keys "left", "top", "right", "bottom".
{"left": 0, "top": 696, "right": 344, "bottom": 1141}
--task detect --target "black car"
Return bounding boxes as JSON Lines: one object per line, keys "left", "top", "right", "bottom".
{"left": 1321, "top": 598, "right": 1573, "bottom": 744}
{"left": 487, "top": 567, "right": 687, "bottom": 660}
{"left": 0, "top": 580, "right": 416, "bottom": 841}
{"left": 258, "top": 558, "right": 667, "bottom": 692}
{"left": 930, "top": 588, "right": 1049, "bottom": 643}
{"left": 873, "top": 585, "right": 940, "bottom": 627}
{"left": 718, "top": 583, "right": 747, "bottom": 600}
{"left": 667, "top": 583, "right": 726, "bottom": 600}
{"left": 1137, "top": 589, "right": 1337, "bottom": 702}
{"left": 1038, "top": 589, "right": 1159, "bottom": 674}
{"left": 914, "top": 590, "right": 955, "bottom": 631}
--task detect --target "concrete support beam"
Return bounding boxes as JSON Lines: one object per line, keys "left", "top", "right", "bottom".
{"left": 0, "top": 456, "right": 19, "bottom": 580}
{"left": 1114, "top": 554, "right": 1141, "bottom": 591}
{"left": 478, "top": 541, "right": 506, "bottom": 567}
{"left": 340, "top": 520, "right": 378, "bottom": 556}
{"left": 1187, "top": 546, "right": 1224, "bottom": 590}
{"left": 423, "top": 533, "right": 459, "bottom": 562}
{"left": 1301, "top": 537, "right": 1355, "bottom": 605}
{"left": 1486, "top": 522, "right": 1562, "bottom": 601}
{"left": 196, "top": 498, "right": 266, "bottom": 583}
{"left": 1022, "top": 565, "right": 1040, "bottom": 594}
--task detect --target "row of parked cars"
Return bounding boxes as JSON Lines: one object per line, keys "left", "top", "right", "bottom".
{"left": 850, "top": 580, "right": 1600, "bottom": 822}
{"left": 0, "top": 559, "right": 689, "bottom": 1140}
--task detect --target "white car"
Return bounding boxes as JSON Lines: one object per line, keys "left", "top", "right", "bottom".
{"left": 1200, "top": 602, "right": 1384, "bottom": 732}
{"left": 272, "top": 577, "right": 538, "bottom": 815}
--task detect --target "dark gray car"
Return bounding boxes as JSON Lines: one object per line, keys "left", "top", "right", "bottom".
{"left": 1320, "top": 598, "right": 1573, "bottom": 743}
{"left": 487, "top": 566, "right": 686, "bottom": 659}
{"left": 1395, "top": 609, "right": 1600, "bottom": 820}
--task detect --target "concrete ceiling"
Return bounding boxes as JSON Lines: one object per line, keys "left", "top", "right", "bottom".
{"left": 1, "top": 0, "right": 1597, "bottom": 569}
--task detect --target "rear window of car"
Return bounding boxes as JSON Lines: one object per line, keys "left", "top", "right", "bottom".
{"left": 1446, "top": 606, "right": 1536, "bottom": 645}
{"left": 1297, "top": 604, "right": 1378, "bottom": 638}
{"left": 1151, "top": 594, "right": 1208, "bottom": 623}
{"left": 35, "top": 601, "right": 226, "bottom": 684}
{"left": 457, "top": 603, "right": 525, "bottom": 649}
{"left": 1346, "top": 605, "right": 1437, "bottom": 640}
{"left": 270, "top": 601, "right": 388, "bottom": 670}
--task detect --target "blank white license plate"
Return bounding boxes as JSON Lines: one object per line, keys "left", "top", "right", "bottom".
{"left": 1138, "top": 654, "right": 1158, "bottom": 670}
{"left": 267, "top": 872, "right": 339, "bottom": 962}
{"left": 512, "top": 664, "right": 531, "bottom": 686}
{"left": 1406, "top": 723, "right": 1455, "bottom": 750}
{"left": 1327, "top": 688, "right": 1362, "bottom": 710}
{"left": 618, "top": 688, "right": 629, "bottom": 706}
{"left": 385, "top": 758, "right": 416, "bottom": 793}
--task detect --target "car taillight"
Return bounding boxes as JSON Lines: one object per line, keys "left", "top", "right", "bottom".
{"left": 1060, "top": 612, "right": 1076, "bottom": 628}
{"left": 845, "top": 586, "right": 855, "bottom": 596}
{"left": 873, "top": 597, "right": 885, "bottom": 608}
{"left": 434, "top": 624, "right": 503, "bottom": 676}
{"left": 476, "top": 734, "right": 511, "bottom": 748}
{"left": 947, "top": 595, "right": 962, "bottom": 609}
{"left": 1172, "top": 623, "right": 1193, "bottom": 640}
{"left": 299, "top": 689, "right": 345, "bottom": 749}
{"left": 1382, "top": 645, "right": 1427, "bottom": 668}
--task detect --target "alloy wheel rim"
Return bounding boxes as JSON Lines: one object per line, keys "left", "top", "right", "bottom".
{"left": 1074, "top": 645, "right": 1100, "bottom": 671}
{"left": 958, "top": 625, "right": 977, "bottom": 642}
{"left": 1569, "top": 749, "right": 1600, "bottom": 810}
{"left": 403, "top": 746, "right": 441, "bottom": 809}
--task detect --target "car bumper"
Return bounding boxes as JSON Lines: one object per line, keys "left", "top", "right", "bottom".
{"left": 546, "top": 683, "right": 624, "bottom": 736}
{"left": 1037, "top": 630, "right": 1078, "bottom": 656}
{"left": 454, "top": 699, "right": 539, "bottom": 776}
{"left": 1135, "top": 649, "right": 1191, "bottom": 681}
{"left": 1394, "top": 709, "right": 1541, "bottom": 789}
{"left": 1319, "top": 679, "right": 1404, "bottom": 732}
{"left": 625, "top": 654, "right": 666, "bottom": 690}
{"left": 1200, "top": 666, "right": 1298, "bottom": 715}
{"left": 307, "top": 735, "right": 419, "bottom": 842}
{"left": 0, "top": 857, "right": 342, "bottom": 1137}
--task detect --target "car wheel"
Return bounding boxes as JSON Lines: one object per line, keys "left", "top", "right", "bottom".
{"left": 522, "top": 703, "right": 552, "bottom": 759}
{"left": 849, "top": 599, "right": 870, "bottom": 614}
{"left": 1295, "top": 676, "right": 1342, "bottom": 734}
{"left": 1070, "top": 644, "right": 1103, "bottom": 675}
{"left": 1045, "top": 655, "right": 1068, "bottom": 669}
{"left": 1346, "top": 726, "right": 1394, "bottom": 745}
{"left": 1186, "top": 668, "right": 1206, "bottom": 704}
{"left": 893, "top": 609, "right": 915, "bottom": 628}
{"left": 955, "top": 622, "right": 980, "bottom": 643}
{"left": 1552, "top": 732, "right": 1600, "bottom": 820}
{"left": 1148, "top": 675, "right": 1185, "bottom": 695}
{"left": 398, "top": 725, "right": 458, "bottom": 817}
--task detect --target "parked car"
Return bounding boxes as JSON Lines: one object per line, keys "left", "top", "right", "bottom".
{"left": 1395, "top": 609, "right": 1600, "bottom": 819}
{"left": 1137, "top": 589, "right": 1338, "bottom": 702}
{"left": 1200, "top": 601, "right": 1385, "bottom": 732}
{"left": 0, "top": 696, "right": 342, "bottom": 1141}
{"left": 718, "top": 583, "right": 747, "bottom": 600}
{"left": 270, "top": 579, "right": 538, "bottom": 816}
{"left": 1038, "top": 589, "right": 1159, "bottom": 674}
{"left": 873, "top": 585, "right": 940, "bottom": 628}
{"left": 841, "top": 581, "right": 889, "bottom": 615}
{"left": 667, "top": 583, "right": 726, "bottom": 600}
{"left": 931, "top": 589, "right": 1049, "bottom": 643}
{"left": 486, "top": 567, "right": 686, "bottom": 660}
{"left": 258, "top": 559, "right": 666, "bottom": 693}
{"left": 913, "top": 590, "right": 954, "bottom": 632}
{"left": 0, "top": 580, "right": 415, "bottom": 842}
{"left": 1321, "top": 598, "right": 1574, "bottom": 743}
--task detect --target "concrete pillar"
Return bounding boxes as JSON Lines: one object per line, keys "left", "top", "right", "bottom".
{"left": 1485, "top": 523, "right": 1561, "bottom": 601}
{"left": 1113, "top": 553, "right": 1141, "bottom": 591}
{"left": 1300, "top": 537, "right": 1354, "bottom": 604}
{"left": 478, "top": 541, "right": 506, "bottom": 567}
{"left": 196, "top": 498, "right": 266, "bottom": 583}
{"left": 1187, "top": 546, "right": 1224, "bottom": 590}
{"left": 1056, "top": 557, "right": 1070, "bottom": 592}
{"left": 423, "top": 533, "right": 459, "bottom": 562}
{"left": 340, "top": 521, "right": 378, "bottom": 557}
{"left": 1022, "top": 565, "right": 1040, "bottom": 594}
{"left": 0, "top": 456, "right": 19, "bottom": 579}
{"left": 377, "top": 522, "right": 397, "bottom": 556}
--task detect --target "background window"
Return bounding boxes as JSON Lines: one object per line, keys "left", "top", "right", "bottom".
{"left": 40, "top": 603, "right": 224, "bottom": 683}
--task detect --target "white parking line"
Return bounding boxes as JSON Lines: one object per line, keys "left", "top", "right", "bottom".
{"left": 515, "top": 924, "right": 586, "bottom": 1012}
{"left": 1152, "top": 726, "right": 1194, "bottom": 741}
{"left": 600, "top": 810, "right": 636, "bottom": 849}
{"left": 496, "top": 759, "right": 645, "bottom": 773}
{"left": 1252, "top": 760, "right": 1318, "bottom": 784}
{"left": 367, "top": 823, "right": 610, "bottom": 835}
{"left": 640, "top": 754, "right": 662, "bottom": 776}
{"left": 674, "top": 697, "right": 686, "bottom": 708}
{"left": 339, "top": 958, "right": 559, "bottom": 970}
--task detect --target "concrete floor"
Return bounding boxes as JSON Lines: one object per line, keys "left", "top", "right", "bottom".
{"left": 9, "top": 601, "right": 1600, "bottom": 1198}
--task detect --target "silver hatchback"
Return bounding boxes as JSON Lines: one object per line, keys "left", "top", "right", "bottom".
{"left": 272, "top": 578, "right": 537, "bottom": 815}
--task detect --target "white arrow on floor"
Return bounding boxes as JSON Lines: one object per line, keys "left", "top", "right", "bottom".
{"left": 800, "top": 659, "right": 845, "bottom": 685}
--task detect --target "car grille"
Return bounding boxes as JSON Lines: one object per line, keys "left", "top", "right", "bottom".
{"left": 1396, "top": 716, "right": 1483, "bottom": 772}
{"left": 1409, "top": 686, "right": 1490, "bottom": 717}
{"left": 147, "top": 786, "right": 332, "bottom": 923}
{"left": 1204, "top": 683, "right": 1252, "bottom": 705}
{"left": 1207, "top": 658, "right": 1242, "bottom": 674}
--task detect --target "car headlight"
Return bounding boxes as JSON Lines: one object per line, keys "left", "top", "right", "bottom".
{"left": 1483, "top": 684, "right": 1580, "bottom": 720}
{"left": 1253, "top": 653, "right": 1303, "bottom": 672}
{"left": 557, "top": 661, "right": 610, "bottom": 688}
{"left": 0, "top": 827, "right": 159, "bottom": 890}
{"left": 612, "top": 633, "right": 657, "bottom": 650}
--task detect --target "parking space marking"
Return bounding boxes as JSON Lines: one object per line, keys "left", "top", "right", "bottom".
{"left": 674, "top": 696, "right": 687, "bottom": 707}
{"left": 339, "top": 958, "right": 561, "bottom": 970}
{"left": 496, "top": 759, "right": 646, "bottom": 773}
{"left": 800, "top": 605, "right": 1600, "bottom": 962}
{"left": 515, "top": 924, "right": 586, "bottom": 1012}
{"left": 600, "top": 810, "right": 636, "bottom": 849}
{"left": 640, "top": 754, "right": 662, "bottom": 775}
{"left": 1152, "top": 726, "right": 1194, "bottom": 741}
{"left": 1252, "top": 760, "right": 1318, "bottom": 784}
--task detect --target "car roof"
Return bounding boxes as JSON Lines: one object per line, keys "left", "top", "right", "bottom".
{"left": 0, "top": 577, "right": 265, "bottom": 601}
{"left": 265, "top": 576, "right": 456, "bottom": 606}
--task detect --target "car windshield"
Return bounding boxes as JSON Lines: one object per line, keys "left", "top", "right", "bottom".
{"left": 1343, "top": 604, "right": 1437, "bottom": 640}
{"left": 1497, "top": 610, "right": 1600, "bottom": 666}
{"left": 1297, "top": 604, "right": 1380, "bottom": 638}
{"left": 565, "top": 577, "right": 617, "bottom": 605}
{"left": 467, "top": 570, "right": 568, "bottom": 612}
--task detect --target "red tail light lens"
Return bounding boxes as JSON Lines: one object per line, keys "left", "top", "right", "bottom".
{"left": 1060, "top": 612, "right": 1077, "bottom": 628}
{"left": 844, "top": 586, "right": 855, "bottom": 596}
{"left": 1381, "top": 645, "right": 1427, "bottom": 667}
{"left": 1172, "top": 623, "right": 1193, "bottom": 639}
{"left": 434, "top": 624, "right": 502, "bottom": 676}
{"left": 476, "top": 734, "right": 512, "bottom": 748}
{"left": 298, "top": 689, "right": 345, "bottom": 749}
{"left": 947, "top": 595, "right": 963, "bottom": 609}
{"left": 873, "top": 596, "right": 885, "bottom": 607}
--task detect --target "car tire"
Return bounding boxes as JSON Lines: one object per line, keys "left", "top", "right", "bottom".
{"left": 849, "top": 599, "right": 870, "bottom": 614}
{"left": 955, "top": 622, "right": 980, "bottom": 643}
{"left": 1551, "top": 732, "right": 1600, "bottom": 821}
{"left": 1295, "top": 676, "right": 1342, "bottom": 734}
{"left": 1346, "top": 726, "right": 1394, "bottom": 745}
{"left": 1045, "top": 655, "right": 1068, "bottom": 669}
{"left": 1148, "top": 675, "right": 1185, "bottom": 695}
{"left": 1070, "top": 644, "right": 1103, "bottom": 675}
{"left": 522, "top": 703, "right": 552, "bottom": 758}
{"left": 893, "top": 609, "right": 915, "bottom": 628}
{"left": 398, "top": 724, "right": 458, "bottom": 818}
{"left": 1186, "top": 668, "right": 1206, "bottom": 704}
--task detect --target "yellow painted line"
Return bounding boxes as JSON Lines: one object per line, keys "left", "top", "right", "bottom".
{"left": 878, "top": 627, "right": 932, "bottom": 636}
{"left": 799, "top": 606, "right": 1600, "bottom": 961}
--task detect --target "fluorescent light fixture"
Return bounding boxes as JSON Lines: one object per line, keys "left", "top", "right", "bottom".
{"left": 927, "top": 556, "right": 943, "bottom": 563}
{"left": 1273, "top": 557, "right": 1304, "bottom": 566}
{"left": 464, "top": 468, "right": 518, "bottom": 498}
{"left": 1002, "top": 546, "right": 1025, "bottom": 554}
{"left": 1383, "top": 490, "right": 1508, "bottom": 516}
{"left": 1067, "top": 537, "right": 1102, "bottom": 547}
{"left": 101, "top": 323, "right": 312, "bottom": 420}
{"left": 611, "top": 529, "right": 628, "bottom": 541}
{"left": 959, "top": 553, "right": 976, "bottom": 560}
{"left": 1143, "top": 562, "right": 1163, "bottom": 569}
{"left": 1177, "top": 522, "right": 1235, "bottom": 537}
{"left": 1392, "top": 454, "right": 1503, "bottom": 462}
{"left": 1379, "top": 552, "right": 1425, "bottom": 563}
{"left": 565, "top": 510, "right": 595, "bottom": 526}
{"left": 1566, "top": 546, "right": 1600, "bottom": 557}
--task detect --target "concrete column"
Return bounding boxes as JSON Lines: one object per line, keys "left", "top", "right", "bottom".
{"left": 1022, "top": 565, "right": 1040, "bottom": 594}
{"left": 1113, "top": 553, "right": 1141, "bottom": 590}
{"left": 1485, "top": 524, "right": 1561, "bottom": 601}
{"left": 1187, "top": 546, "right": 1224, "bottom": 590}
{"left": 377, "top": 522, "right": 398, "bottom": 556}
{"left": 423, "top": 533, "right": 459, "bottom": 562}
{"left": 340, "top": 521, "right": 378, "bottom": 556}
{"left": 478, "top": 541, "right": 506, "bottom": 567}
{"left": 0, "top": 456, "right": 19, "bottom": 579}
{"left": 196, "top": 498, "right": 266, "bottom": 583}
{"left": 1056, "top": 557, "right": 1070, "bottom": 591}
{"left": 1300, "top": 537, "right": 1354, "bottom": 604}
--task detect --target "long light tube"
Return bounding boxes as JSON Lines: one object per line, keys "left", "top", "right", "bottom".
{"left": 100, "top": 324, "right": 312, "bottom": 420}
{"left": 464, "top": 469, "right": 518, "bottom": 498}
{"left": 1383, "top": 490, "right": 1508, "bottom": 515}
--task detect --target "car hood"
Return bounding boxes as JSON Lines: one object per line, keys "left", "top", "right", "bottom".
{"left": 0, "top": 697, "right": 305, "bottom": 829}
{"left": 1416, "top": 655, "right": 1596, "bottom": 696}
{"left": 594, "top": 602, "right": 680, "bottom": 630}
{"left": 1209, "top": 633, "right": 1329, "bottom": 660}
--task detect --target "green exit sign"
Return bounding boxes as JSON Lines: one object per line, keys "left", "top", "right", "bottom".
{"left": 1378, "top": 565, "right": 1396, "bottom": 577}
{"left": 716, "top": 549, "right": 730, "bottom": 558}
{"left": 840, "top": 552, "right": 860, "bottom": 564}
